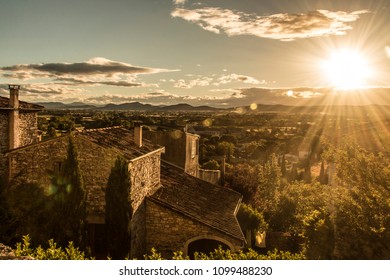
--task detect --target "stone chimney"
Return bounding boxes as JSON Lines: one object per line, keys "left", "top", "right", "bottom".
{"left": 134, "top": 126, "right": 142, "bottom": 147}
{"left": 8, "top": 85, "right": 20, "bottom": 150}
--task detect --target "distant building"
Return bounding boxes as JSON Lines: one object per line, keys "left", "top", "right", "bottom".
{"left": 0, "top": 86, "right": 245, "bottom": 258}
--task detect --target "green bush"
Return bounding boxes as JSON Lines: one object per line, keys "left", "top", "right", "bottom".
{"left": 14, "top": 235, "right": 92, "bottom": 260}
{"left": 143, "top": 246, "right": 304, "bottom": 260}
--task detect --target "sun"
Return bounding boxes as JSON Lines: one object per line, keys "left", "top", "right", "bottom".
{"left": 322, "top": 49, "right": 373, "bottom": 89}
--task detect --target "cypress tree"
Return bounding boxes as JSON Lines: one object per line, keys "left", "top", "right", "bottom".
{"left": 319, "top": 161, "right": 328, "bottom": 185}
{"left": 49, "top": 134, "right": 86, "bottom": 247}
{"left": 105, "top": 156, "right": 132, "bottom": 259}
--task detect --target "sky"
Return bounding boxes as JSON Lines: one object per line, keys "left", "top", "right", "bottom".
{"left": 0, "top": 0, "right": 390, "bottom": 107}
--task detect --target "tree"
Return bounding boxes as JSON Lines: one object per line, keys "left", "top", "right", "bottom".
{"left": 323, "top": 144, "right": 390, "bottom": 259}
{"left": 48, "top": 134, "right": 86, "bottom": 247}
{"left": 237, "top": 203, "right": 268, "bottom": 233}
{"left": 216, "top": 141, "right": 235, "bottom": 162}
{"left": 201, "top": 160, "right": 220, "bottom": 170}
{"left": 5, "top": 135, "right": 86, "bottom": 248}
{"left": 269, "top": 181, "right": 335, "bottom": 259}
{"left": 225, "top": 163, "right": 258, "bottom": 205}
{"left": 237, "top": 203, "right": 268, "bottom": 248}
{"left": 318, "top": 161, "right": 328, "bottom": 185}
{"left": 0, "top": 177, "right": 20, "bottom": 245}
{"left": 105, "top": 156, "right": 132, "bottom": 259}
{"left": 255, "top": 154, "right": 282, "bottom": 215}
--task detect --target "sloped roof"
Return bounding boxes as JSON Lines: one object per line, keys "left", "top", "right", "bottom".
{"left": 0, "top": 96, "right": 44, "bottom": 110}
{"left": 150, "top": 161, "right": 245, "bottom": 242}
{"left": 77, "top": 126, "right": 164, "bottom": 160}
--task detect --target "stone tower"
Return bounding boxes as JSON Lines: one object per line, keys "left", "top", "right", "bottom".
{"left": 0, "top": 85, "right": 43, "bottom": 179}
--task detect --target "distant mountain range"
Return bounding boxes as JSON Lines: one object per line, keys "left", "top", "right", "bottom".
{"left": 37, "top": 101, "right": 220, "bottom": 111}
{"left": 36, "top": 101, "right": 390, "bottom": 117}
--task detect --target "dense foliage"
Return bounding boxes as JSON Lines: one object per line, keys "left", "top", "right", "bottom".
{"left": 14, "top": 235, "right": 91, "bottom": 260}
{"left": 143, "top": 247, "right": 304, "bottom": 260}
{"left": 226, "top": 143, "right": 390, "bottom": 259}
{"left": 105, "top": 156, "right": 132, "bottom": 259}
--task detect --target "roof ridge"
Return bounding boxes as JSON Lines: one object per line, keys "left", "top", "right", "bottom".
{"left": 82, "top": 125, "right": 123, "bottom": 132}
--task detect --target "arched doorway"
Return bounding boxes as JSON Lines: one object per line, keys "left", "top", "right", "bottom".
{"left": 186, "top": 236, "right": 233, "bottom": 259}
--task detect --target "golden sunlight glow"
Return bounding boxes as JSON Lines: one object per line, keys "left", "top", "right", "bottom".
{"left": 322, "top": 49, "right": 373, "bottom": 89}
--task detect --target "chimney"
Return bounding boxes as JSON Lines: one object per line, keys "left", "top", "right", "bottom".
{"left": 9, "top": 85, "right": 20, "bottom": 109}
{"left": 9, "top": 85, "right": 20, "bottom": 150}
{"left": 134, "top": 126, "right": 142, "bottom": 147}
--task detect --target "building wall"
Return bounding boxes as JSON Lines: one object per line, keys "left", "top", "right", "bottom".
{"left": 74, "top": 136, "right": 121, "bottom": 222}
{"left": 144, "top": 130, "right": 186, "bottom": 168}
{"left": 130, "top": 201, "right": 146, "bottom": 259}
{"left": 128, "top": 150, "right": 162, "bottom": 214}
{"left": 0, "top": 112, "right": 9, "bottom": 177}
{"left": 0, "top": 110, "right": 39, "bottom": 179}
{"left": 184, "top": 133, "right": 199, "bottom": 177}
{"left": 198, "top": 169, "right": 220, "bottom": 185}
{"left": 19, "top": 112, "right": 39, "bottom": 147}
{"left": 144, "top": 199, "right": 243, "bottom": 258}
{"left": 143, "top": 130, "right": 199, "bottom": 176}
{"left": 7, "top": 134, "right": 164, "bottom": 223}
{"left": 7, "top": 136, "right": 68, "bottom": 186}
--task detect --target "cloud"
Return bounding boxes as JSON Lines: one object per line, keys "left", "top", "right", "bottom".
{"left": 54, "top": 77, "right": 143, "bottom": 87}
{"left": 171, "top": 73, "right": 264, "bottom": 89}
{"left": 284, "top": 89, "right": 322, "bottom": 98}
{"left": 171, "top": 6, "right": 369, "bottom": 41}
{"left": 386, "top": 46, "right": 390, "bottom": 59}
{"left": 173, "top": 77, "right": 213, "bottom": 88}
{"left": 173, "top": 0, "right": 186, "bottom": 5}
{"left": 2, "top": 57, "right": 167, "bottom": 76}
{"left": 215, "top": 74, "right": 265, "bottom": 85}
{"left": 0, "top": 83, "right": 85, "bottom": 98}
{"left": 0, "top": 57, "right": 177, "bottom": 88}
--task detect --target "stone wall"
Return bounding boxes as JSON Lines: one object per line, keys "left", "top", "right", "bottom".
{"left": 19, "top": 112, "right": 39, "bottom": 147}
{"left": 198, "top": 168, "right": 221, "bottom": 185}
{"left": 0, "top": 110, "right": 39, "bottom": 179}
{"left": 0, "top": 112, "right": 9, "bottom": 177}
{"left": 144, "top": 199, "right": 242, "bottom": 258}
{"left": 74, "top": 136, "right": 121, "bottom": 222}
{"left": 128, "top": 150, "right": 162, "bottom": 213}
{"left": 6, "top": 135, "right": 121, "bottom": 223}
{"left": 143, "top": 130, "right": 200, "bottom": 176}
{"left": 143, "top": 130, "right": 186, "bottom": 168}
{"left": 0, "top": 243, "right": 34, "bottom": 260}
{"left": 130, "top": 201, "right": 146, "bottom": 259}
{"left": 8, "top": 136, "right": 68, "bottom": 186}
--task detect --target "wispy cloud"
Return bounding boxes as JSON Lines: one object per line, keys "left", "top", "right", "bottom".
{"left": 173, "top": 77, "right": 213, "bottom": 88}
{"left": 215, "top": 74, "right": 265, "bottom": 85}
{"left": 171, "top": 73, "right": 263, "bottom": 89}
{"left": 172, "top": 6, "right": 369, "bottom": 41}
{"left": 0, "top": 83, "right": 85, "bottom": 97}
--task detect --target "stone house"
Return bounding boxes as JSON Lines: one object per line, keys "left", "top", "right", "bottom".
{"left": 0, "top": 86, "right": 245, "bottom": 258}
{"left": 143, "top": 129, "right": 221, "bottom": 185}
